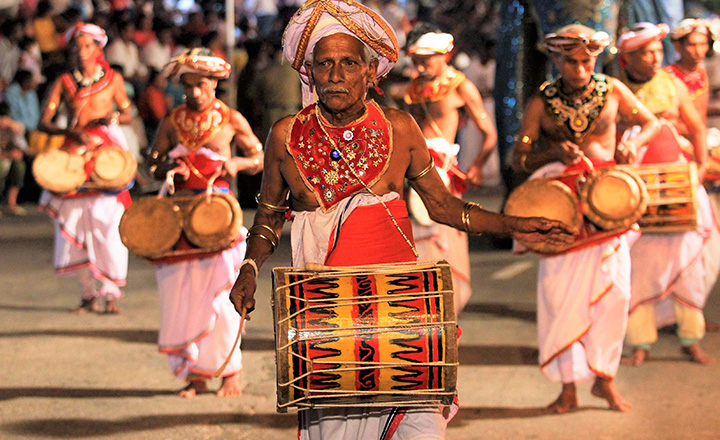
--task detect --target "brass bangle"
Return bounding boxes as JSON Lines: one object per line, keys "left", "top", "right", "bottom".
{"left": 248, "top": 224, "right": 280, "bottom": 246}
{"left": 517, "top": 135, "right": 533, "bottom": 147}
{"left": 258, "top": 200, "right": 288, "bottom": 213}
{"left": 47, "top": 101, "right": 57, "bottom": 111}
{"left": 461, "top": 202, "right": 482, "bottom": 234}
{"left": 119, "top": 100, "right": 131, "bottom": 110}
{"left": 408, "top": 158, "right": 435, "bottom": 181}
{"left": 247, "top": 231, "right": 277, "bottom": 251}
{"left": 519, "top": 153, "right": 531, "bottom": 173}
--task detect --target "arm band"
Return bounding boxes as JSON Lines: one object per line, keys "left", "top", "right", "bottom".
{"left": 408, "top": 158, "right": 435, "bottom": 181}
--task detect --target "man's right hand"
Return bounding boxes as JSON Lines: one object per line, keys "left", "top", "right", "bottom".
{"left": 553, "top": 140, "right": 583, "bottom": 165}
{"left": 67, "top": 129, "right": 91, "bottom": 146}
{"left": 229, "top": 266, "right": 258, "bottom": 318}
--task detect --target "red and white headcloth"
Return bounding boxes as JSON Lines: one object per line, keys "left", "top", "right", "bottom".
{"left": 282, "top": 0, "right": 400, "bottom": 106}
{"left": 670, "top": 18, "right": 715, "bottom": 42}
{"left": 407, "top": 32, "right": 455, "bottom": 55}
{"left": 617, "top": 22, "right": 669, "bottom": 53}
{"left": 161, "top": 48, "right": 231, "bottom": 80}
{"left": 66, "top": 22, "right": 108, "bottom": 48}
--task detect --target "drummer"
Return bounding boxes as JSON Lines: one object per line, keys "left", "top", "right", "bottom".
{"left": 228, "top": 1, "right": 576, "bottom": 438}
{"left": 37, "top": 23, "right": 133, "bottom": 314}
{"left": 617, "top": 23, "right": 716, "bottom": 366}
{"left": 404, "top": 24, "right": 498, "bottom": 315}
{"left": 146, "top": 47, "right": 263, "bottom": 398}
{"left": 511, "top": 24, "right": 660, "bottom": 413}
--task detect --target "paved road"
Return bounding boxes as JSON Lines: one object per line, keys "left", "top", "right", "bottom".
{"left": 1, "top": 191, "right": 719, "bottom": 440}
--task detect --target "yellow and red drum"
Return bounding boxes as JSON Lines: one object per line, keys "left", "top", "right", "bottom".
{"left": 272, "top": 261, "right": 458, "bottom": 411}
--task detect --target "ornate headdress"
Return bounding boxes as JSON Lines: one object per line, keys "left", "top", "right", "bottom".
{"left": 282, "top": 0, "right": 400, "bottom": 106}
{"left": 617, "top": 22, "right": 669, "bottom": 54}
{"left": 162, "top": 48, "right": 231, "bottom": 80}
{"left": 670, "top": 18, "right": 715, "bottom": 42}
{"left": 544, "top": 24, "right": 610, "bottom": 57}
{"left": 407, "top": 32, "right": 454, "bottom": 55}
{"left": 66, "top": 22, "right": 108, "bottom": 48}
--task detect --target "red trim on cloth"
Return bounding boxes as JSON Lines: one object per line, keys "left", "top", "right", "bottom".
{"left": 324, "top": 200, "right": 416, "bottom": 266}
{"left": 149, "top": 234, "right": 245, "bottom": 265}
{"left": 381, "top": 410, "right": 407, "bottom": 440}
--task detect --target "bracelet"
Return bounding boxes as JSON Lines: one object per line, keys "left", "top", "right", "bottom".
{"left": 240, "top": 258, "right": 258, "bottom": 277}
{"left": 110, "top": 111, "right": 120, "bottom": 125}
{"left": 461, "top": 202, "right": 482, "bottom": 234}
{"left": 256, "top": 195, "right": 289, "bottom": 213}
{"left": 519, "top": 153, "right": 531, "bottom": 173}
{"left": 408, "top": 157, "right": 435, "bottom": 181}
{"left": 47, "top": 101, "right": 58, "bottom": 111}
{"left": 247, "top": 230, "right": 277, "bottom": 251}
{"left": 248, "top": 224, "right": 280, "bottom": 246}
{"left": 254, "top": 142, "right": 263, "bottom": 152}
{"left": 119, "top": 101, "right": 131, "bottom": 110}
{"left": 517, "top": 135, "right": 533, "bottom": 147}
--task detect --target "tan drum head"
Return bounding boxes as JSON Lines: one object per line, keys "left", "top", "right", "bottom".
{"left": 581, "top": 168, "right": 648, "bottom": 231}
{"left": 91, "top": 147, "right": 137, "bottom": 190}
{"left": 119, "top": 197, "right": 183, "bottom": 258}
{"left": 504, "top": 178, "right": 582, "bottom": 254}
{"left": 32, "top": 149, "right": 87, "bottom": 193}
{"left": 184, "top": 192, "right": 242, "bottom": 250}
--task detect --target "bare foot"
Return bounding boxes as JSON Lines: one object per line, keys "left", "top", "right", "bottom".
{"left": 591, "top": 377, "right": 632, "bottom": 412}
{"left": 620, "top": 348, "right": 648, "bottom": 367}
{"left": 178, "top": 381, "right": 209, "bottom": 398}
{"left": 217, "top": 374, "right": 242, "bottom": 397}
{"left": 547, "top": 383, "right": 578, "bottom": 414}
{"left": 73, "top": 298, "right": 98, "bottom": 314}
{"left": 682, "top": 344, "right": 715, "bottom": 364}
{"left": 104, "top": 298, "right": 120, "bottom": 314}
{"left": 705, "top": 320, "right": 720, "bottom": 332}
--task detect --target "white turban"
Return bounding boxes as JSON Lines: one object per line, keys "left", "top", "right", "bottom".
{"left": 617, "top": 22, "right": 669, "bottom": 54}
{"left": 671, "top": 18, "right": 715, "bottom": 42}
{"left": 66, "top": 22, "right": 108, "bottom": 48}
{"left": 407, "top": 32, "right": 455, "bottom": 55}
{"left": 282, "top": 0, "right": 400, "bottom": 106}
{"left": 162, "top": 48, "right": 231, "bottom": 80}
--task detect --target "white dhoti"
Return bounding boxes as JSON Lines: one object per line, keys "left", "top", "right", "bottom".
{"left": 627, "top": 186, "right": 715, "bottom": 347}
{"left": 410, "top": 137, "right": 471, "bottom": 315}
{"left": 155, "top": 234, "right": 246, "bottom": 379}
{"left": 538, "top": 235, "right": 632, "bottom": 382}
{"left": 41, "top": 192, "right": 129, "bottom": 299}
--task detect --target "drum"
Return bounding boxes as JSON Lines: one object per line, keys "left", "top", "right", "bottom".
{"left": 90, "top": 146, "right": 137, "bottom": 190}
{"left": 28, "top": 131, "right": 65, "bottom": 155}
{"left": 504, "top": 178, "right": 583, "bottom": 254}
{"left": 32, "top": 149, "right": 87, "bottom": 193}
{"left": 119, "top": 197, "right": 183, "bottom": 258}
{"left": 706, "top": 127, "right": 720, "bottom": 176}
{"left": 272, "top": 261, "right": 458, "bottom": 411}
{"left": 183, "top": 191, "right": 243, "bottom": 250}
{"left": 619, "top": 162, "right": 699, "bottom": 233}
{"left": 578, "top": 167, "right": 648, "bottom": 231}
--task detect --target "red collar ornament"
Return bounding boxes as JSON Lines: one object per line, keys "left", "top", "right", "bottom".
{"left": 171, "top": 98, "right": 230, "bottom": 151}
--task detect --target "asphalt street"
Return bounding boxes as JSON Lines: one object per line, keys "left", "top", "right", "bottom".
{"left": 1, "top": 189, "right": 719, "bottom": 440}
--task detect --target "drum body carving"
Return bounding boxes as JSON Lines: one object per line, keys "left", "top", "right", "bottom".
{"left": 504, "top": 179, "right": 583, "bottom": 253}
{"left": 579, "top": 167, "right": 648, "bottom": 231}
{"left": 32, "top": 149, "right": 87, "bottom": 193}
{"left": 272, "top": 261, "right": 458, "bottom": 411}
{"left": 90, "top": 147, "right": 137, "bottom": 190}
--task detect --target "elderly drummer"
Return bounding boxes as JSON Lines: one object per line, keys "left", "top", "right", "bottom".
{"left": 145, "top": 47, "right": 263, "bottom": 398}
{"left": 404, "top": 25, "right": 498, "bottom": 315}
{"left": 511, "top": 23, "right": 661, "bottom": 414}
{"left": 228, "top": 1, "right": 575, "bottom": 438}
{"left": 37, "top": 23, "right": 134, "bottom": 314}
{"left": 617, "top": 23, "right": 716, "bottom": 366}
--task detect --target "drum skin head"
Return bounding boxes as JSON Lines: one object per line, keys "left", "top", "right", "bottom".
{"left": 581, "top": 168, "right": 648, "bottom": 230}
{"left": 119, "top": 197, "right": 183, "bottom": 258}
{"left": 90, "top": 147, "right": 137, "bottom": 190}
{"left": 504, "top": 178, "right": 582, "bottom": 253}
{"left": 32, "top": 149, "right": 87, "bottom": 193}
{"left": 184, "top": 192, "right": 242, "bottom": 249}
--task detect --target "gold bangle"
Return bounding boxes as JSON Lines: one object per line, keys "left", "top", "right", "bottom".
{"left": 149, "top": 164, "right": 157, "bottom": 174}
{"left": 119, "top": 101, "right": 131, "bottom": 110}
{"left": 248, "top": 224, "right": 280, "bottom": 246}
{"left": 519, "top": 153, "right": 531, "bottom": 173}
{"left": 518, "top": 135, "right": 533, "bottom": 146}
{"left": 408, "top": 157, "right": 435, "bottom": 181}
{"left": 254, "top": 142, "right": 263, "bottom": 152}
{"left": 462, "top": 202, "right": 482, "bottom": 234}
{"left": 247, "top": 231, "right": 277, "bottom": 251}
{"left": 240, "top": 258, "right": 258, "bottom": 277}
{"left": 47, "top": 101, "right": 57, "bottom": 111}
{"left": 257, "top": 200, "right": 288, "bottom": 213}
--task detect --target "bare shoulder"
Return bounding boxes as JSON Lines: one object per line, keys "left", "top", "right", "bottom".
{"left": 607, "top": 76, "right": 633, "bottom": 96}
{"left": 267, "top": 115, "right": 295, "bottom": 149}
{"left": 381, "top": 106, "right": 416, "bottom": 130}
{"left": 229, "top": 108, "right": 250, "bottom": 127}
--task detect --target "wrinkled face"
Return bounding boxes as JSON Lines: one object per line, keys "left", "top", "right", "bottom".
{"left": 410, "top": 53, "right": 449, "bottom": 79}
{"left": 180, "top": 72, "right": 217, "bottom": 111}
{"left": 74, "top": 34, "right": 103, "bottom": 67}
{"left": 310, "top": 33, "right": 378, "bottom": 115}
{"left": 676, "top": 31, "right": 710, "bottom": 66}
{"left": 623, "top": 40, "right": 664, "bottom": 81}
{"left": 552, "top": 50, "right": 597, "bottom": 90}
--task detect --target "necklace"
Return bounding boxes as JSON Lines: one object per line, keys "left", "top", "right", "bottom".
{"left": 73, "top": 65, "right": 105, "bottom": 88}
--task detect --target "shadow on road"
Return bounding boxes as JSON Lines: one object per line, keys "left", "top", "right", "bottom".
{"left": 461, "top": 302, "right": 536, "bottom": 322}
{"left": 0, "top": 303, "right": 73, "bottom": 313}
{"left": 0, "top": 387, "right": 175, "bottom": 401}
{"left": 2, "top": 412, "right": 297, "bottom": 438}
{"left": 449, "top": 405, "right": 608, "bottom": 424}
{"left": 459, "top": 345, "right": 538, "bottom": 366}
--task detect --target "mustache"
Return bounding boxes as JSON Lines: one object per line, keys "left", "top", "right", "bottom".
{"left": 320, "top": 86, "right": 351, "bottom": 94}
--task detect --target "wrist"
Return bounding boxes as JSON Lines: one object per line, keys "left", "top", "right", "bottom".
{"left": 240, "top": 258, "right": 258, "bottom": 277}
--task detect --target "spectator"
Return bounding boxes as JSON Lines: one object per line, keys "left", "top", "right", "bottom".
{"left": 0, "top": 102, "right": 27, "bottom": 216}
{"left": 106, "top": 20, "right": 146, "bottom": 85}
{"left": 140, "top": 24, "right": 173, "bottom": 72}
{"left": 17, "top": 37, "right": 44, "bottom": 84}
{"left": 4, "top": 69, "right": 40, "bottom": 132}
{"left": 202, "top": 30, "right": 227, "bottom": 61}
{"left": 136, "top": 68, "right": 170, "bottom": 143}
{"left": 133, "top": 12, "right": 155, "bottom": 47}
{"left": 0, "top": 18, "right": 24, "bottom": 85}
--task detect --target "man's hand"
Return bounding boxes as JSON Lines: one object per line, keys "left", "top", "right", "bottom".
{"left": 465, "top": 163, "right": 483, "bottom": 186}
{"left": 67, "top": 129, "right": 91, "bottom": 146}
{"left": 552, "top": 140, "right": 583, "bottom": 165}
{"left": 229, "top": 266, "right": 258, "bottom": 318}
{"left": 508, "top": 216, "right": 578, "bottom": 247}
{"left": 615, "top": 140, "right": 637, "bottom": 164}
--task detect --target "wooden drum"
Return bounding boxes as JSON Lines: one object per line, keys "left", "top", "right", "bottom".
{"left": 90, "top": 146, "right": 137, "bottom": 190}
{"left": 32, "top": 149, "right": 87, "bottom": 193}
{"left": 184, "top": 192, "right": 243, "bottom": 250}
{"left": 119, "top": 197, "right": 183, "bottom": 259}
{"left": 579, "top": 167, "right": 648, "bottom": 231}
{"left": 504, "top": 178, "right": 583, "bottom": 254}
{"left": 272, "top": 261, "right": 458, "bottom": 412}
